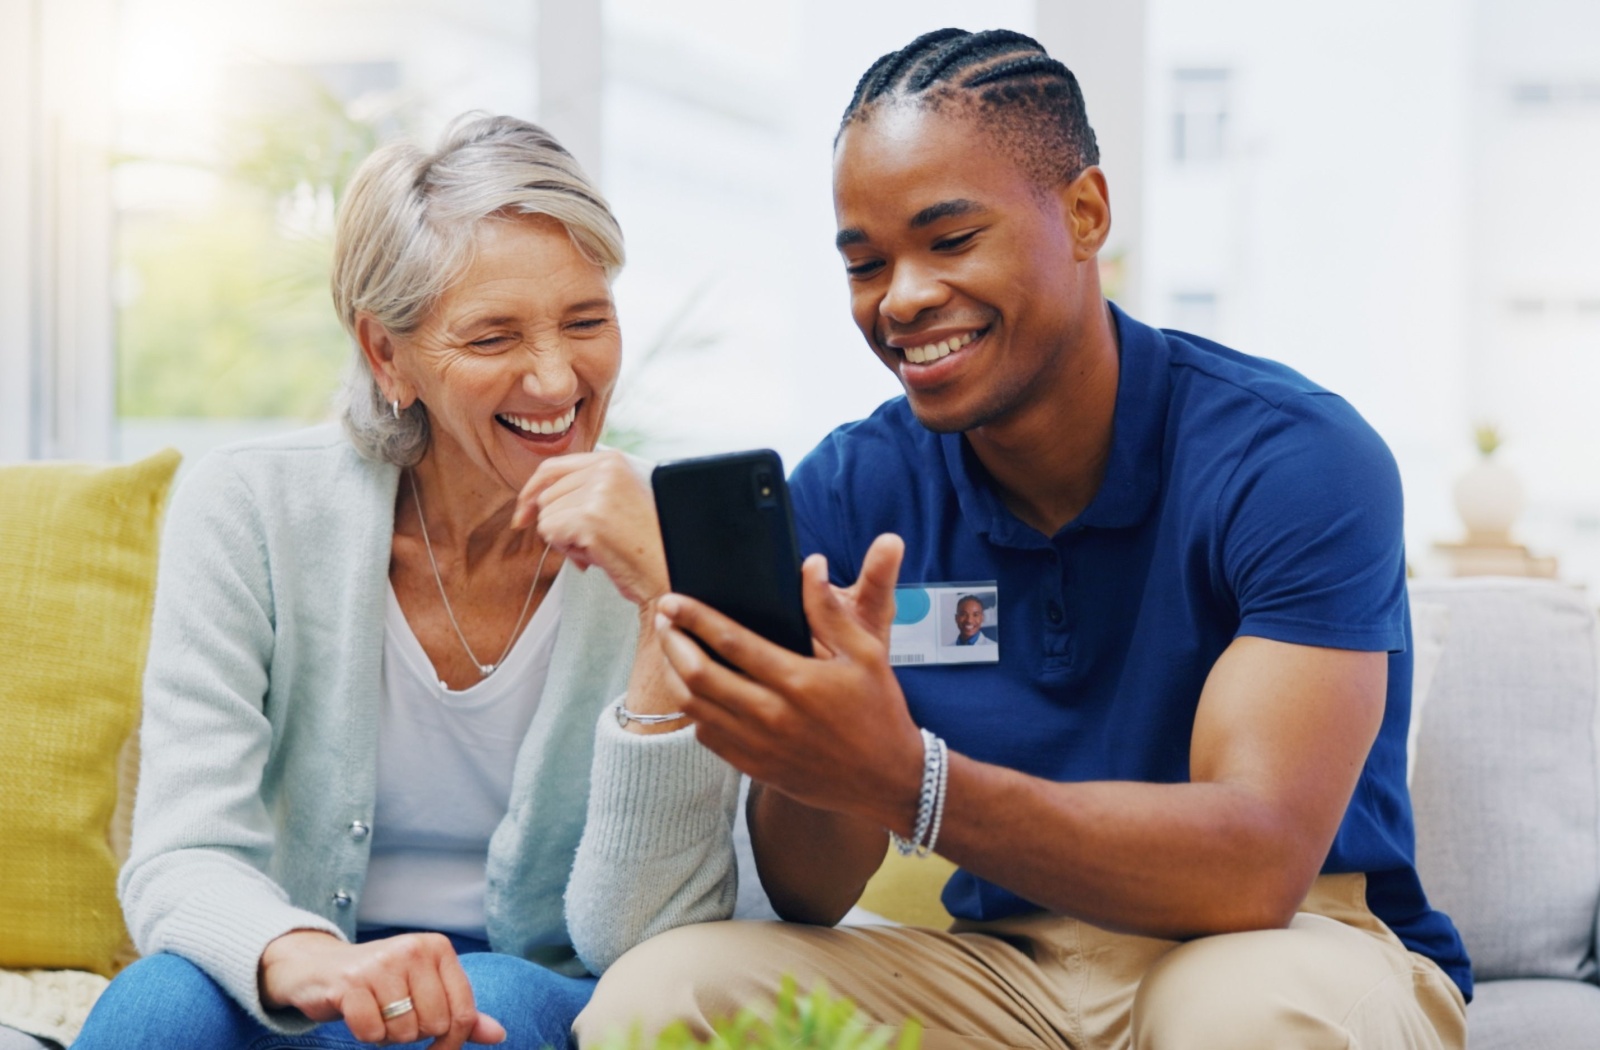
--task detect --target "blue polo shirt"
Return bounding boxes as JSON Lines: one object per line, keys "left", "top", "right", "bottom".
{"left": 787, "top": 304, "right": 1471, "bottom": 999}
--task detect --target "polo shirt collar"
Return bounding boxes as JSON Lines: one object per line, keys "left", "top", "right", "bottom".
{"left": 939, "top": 302, "right": 1170, "bottom": 548}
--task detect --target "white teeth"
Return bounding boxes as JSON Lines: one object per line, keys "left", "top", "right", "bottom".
{"left": 902, "top": 330, "right": 978, "bottom": 365}
{"left": 499, "top": 406, "right": 576, "bottom": 436}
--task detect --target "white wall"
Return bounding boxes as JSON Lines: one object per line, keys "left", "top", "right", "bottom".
{"left": 1144, "top": 0, "right": 1476, "bottom": 573}
{"left": 1139, "top": 0, "right": 1600, "bottom": 590}
{"left": 1035, "top": 0, "right": 1147, "bottom": 315}
{"left": 1466, "top": 0, "right": 1600, "bottom": 589}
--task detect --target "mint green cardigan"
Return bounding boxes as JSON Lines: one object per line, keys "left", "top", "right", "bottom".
{"left": 119, "top": 427, "right": 738, "bottom": 1033}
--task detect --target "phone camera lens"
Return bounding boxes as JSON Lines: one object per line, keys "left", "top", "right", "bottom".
{"left": 754, "top": 469, "right": 778, "bottom": 506}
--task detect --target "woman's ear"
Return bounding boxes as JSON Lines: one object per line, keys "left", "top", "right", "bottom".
{"left": 356, "top": 313, "right": 409, "bottom": 404}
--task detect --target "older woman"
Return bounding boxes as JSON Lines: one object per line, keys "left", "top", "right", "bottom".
{"left": 71, "top": 114, "right": 738, "bottom": 1050}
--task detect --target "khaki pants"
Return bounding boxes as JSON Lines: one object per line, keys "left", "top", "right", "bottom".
{"left": 574, "top": 874, "right": 1466, "bottom": 1050}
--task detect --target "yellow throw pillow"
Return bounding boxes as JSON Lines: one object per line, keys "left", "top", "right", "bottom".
{"left": 0, "top": 449, "right": 180, "bottom": 977}
{"left": 858, "top": 846, "right": 958, "bottom": 929}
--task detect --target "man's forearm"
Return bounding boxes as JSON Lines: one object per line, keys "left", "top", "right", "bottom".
{"left": 747, "top": 782, "right": 888, "bottom": 925}
{"left": 931, "top": 756, "right": 1325, "bottom": 938}
{"left": 854, "top": 638, "right": 1378, "bottom": 939}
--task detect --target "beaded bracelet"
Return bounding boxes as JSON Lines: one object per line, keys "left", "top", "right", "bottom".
{"left": 889, "top": 728, "right": 949, "bottom": 858}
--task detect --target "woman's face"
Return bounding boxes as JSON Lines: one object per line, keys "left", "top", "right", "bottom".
{"left": 381, "top": 212, "right": 621, "bottom": 490}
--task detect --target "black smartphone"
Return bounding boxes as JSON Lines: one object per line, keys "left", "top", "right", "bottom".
{"left": 651, "top": 449, "right": 811, "bottom": 660}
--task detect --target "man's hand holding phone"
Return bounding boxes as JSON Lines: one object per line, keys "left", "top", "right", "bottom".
{"left": 653, "top": 533, "right": 926, "bottom": 828}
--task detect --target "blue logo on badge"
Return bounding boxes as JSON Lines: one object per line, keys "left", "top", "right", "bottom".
{"left": 892, "top": 586, "right": 932, "bottom": 625}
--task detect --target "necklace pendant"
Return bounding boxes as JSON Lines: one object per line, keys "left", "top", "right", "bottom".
{"left": 479, "top": 662, "right": 496, "bottom": 676}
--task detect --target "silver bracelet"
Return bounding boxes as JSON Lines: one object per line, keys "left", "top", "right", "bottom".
{"left": 924, "top": 735, "right": 949, "bottom": 855}
{"left": 889, "top": 728, "right": 948, "bottom": 858}
{"left": 613, "top": 701, "right": 687, "bottom": 728}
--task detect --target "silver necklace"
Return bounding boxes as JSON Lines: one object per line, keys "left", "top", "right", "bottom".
{"left": 407, "top": 469, "right": 551, "bottom": 678}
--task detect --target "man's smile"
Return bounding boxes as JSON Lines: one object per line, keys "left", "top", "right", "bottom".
{"left": 889, "top": 326, "right": 990, "bottom": 367}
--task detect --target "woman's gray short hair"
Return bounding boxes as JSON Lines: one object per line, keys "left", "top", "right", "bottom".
{"left": 332, "top": 112, "right": 625, "bottom": 466}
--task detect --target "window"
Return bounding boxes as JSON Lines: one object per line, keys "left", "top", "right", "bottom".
{"left": 111, "top": 0, "right": 541, "bottom": 465}
{"left": 1509, "top": 80, "right": 1600, "bottom": 110}
{"left": 1171, "top": 67, "right": 1230, "bottom": 165}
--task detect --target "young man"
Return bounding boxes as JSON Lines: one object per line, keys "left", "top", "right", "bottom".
{"left": 576, "top": 28, "right": 1469, "bottom": 1050}
{"left": 952, "top": 595, "right": 991, "bottom": 646}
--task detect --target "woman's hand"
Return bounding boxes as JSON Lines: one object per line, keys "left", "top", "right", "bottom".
{"left": 513, "top": 451, "right": 668, "bottom": 606}
{"left": 259, "top": 930, "right": 505, "bottom": 1048}
{"left": 513, "top": 451, "right": 692, "bottom": 732}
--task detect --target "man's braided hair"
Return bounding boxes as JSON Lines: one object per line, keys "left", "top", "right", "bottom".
{"left": 838, "top": 28, "right": 1100, "bottom": 189}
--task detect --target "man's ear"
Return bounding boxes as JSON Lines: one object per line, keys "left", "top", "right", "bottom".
{"left": 1061, "top": 166, "right": 1112, "bottom": 262}
{"left": 355, "top": 313, "right": 409, "bottom": 404}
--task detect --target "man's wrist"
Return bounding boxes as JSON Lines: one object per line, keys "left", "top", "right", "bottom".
{"left": 887, "top": 729, "right": 950, "bottom": 857}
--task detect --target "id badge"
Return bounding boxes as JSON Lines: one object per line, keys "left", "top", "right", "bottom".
{"left": 890, "top": 582, "right": 1000, "bottom": 666}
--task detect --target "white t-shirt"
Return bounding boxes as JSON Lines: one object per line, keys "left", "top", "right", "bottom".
{"left": 356, "top": 575, "right": 563, "bottom": 939}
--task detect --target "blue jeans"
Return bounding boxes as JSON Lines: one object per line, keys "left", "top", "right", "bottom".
{"left": 72, "top": 931, "right": 596, "bottom": 1050}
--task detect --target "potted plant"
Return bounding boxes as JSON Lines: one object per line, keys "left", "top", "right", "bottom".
{"left": 1452, "top": 423, "right": 1524, "bottom": 545}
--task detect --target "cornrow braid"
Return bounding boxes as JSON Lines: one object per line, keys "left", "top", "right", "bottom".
{"left": 965, "top": 54, "right": 1074, "bottom": 89}
{"left": 838, "top": 27, "right": 1100, "bottom": 188}
{"left": 845, "top": 27, "right": 966, "bottom": 115}
{"left": 905, "top": 28, "right": 1039, "bottom": 93}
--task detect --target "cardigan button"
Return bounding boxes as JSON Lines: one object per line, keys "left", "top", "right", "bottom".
{"left": 348, "top": 820, "right": 370, "bottom": 840}
{"left": 332, "top": 890, "right": 352, "bottom": 909}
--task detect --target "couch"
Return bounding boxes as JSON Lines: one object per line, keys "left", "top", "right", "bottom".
{"left": 1406, "top": 578, "right": 1600, "bottom": 1048}
{"left": 2, "top": 453, "right": 1597, "bottom": 1048}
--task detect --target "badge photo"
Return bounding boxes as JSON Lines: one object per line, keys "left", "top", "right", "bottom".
{"left": 890, "top": 582, "right": 1000, "bottom": 666}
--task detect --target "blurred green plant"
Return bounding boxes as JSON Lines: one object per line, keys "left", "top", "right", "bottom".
{"left": 222, "top": 75, "right": 387, "bottom": 205}
{"left": 589, "top": 977, "right": 921, "bottom": 1050}
{"left": 118, "top": 195, "right": 346, "bottom": 418}
{"left": 1474, "top": 422, "right": 1503, "bottom": 458}
{"left": 117, "top": 70, "right": 395, "bottom": 419}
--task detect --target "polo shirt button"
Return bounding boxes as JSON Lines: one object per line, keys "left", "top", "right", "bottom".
{"left": 332, "top": 890, "right": 352, "bottom": 908}
{"left": 348, "top": 820, "right": 370, "bottom": 840}
{"left": 1046, "top": 601, "right": 1064, "bottom": 624}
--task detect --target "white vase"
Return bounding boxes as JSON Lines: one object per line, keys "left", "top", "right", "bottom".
{"left": 1453, "top": 458, "right": 1524, "bottom": 544}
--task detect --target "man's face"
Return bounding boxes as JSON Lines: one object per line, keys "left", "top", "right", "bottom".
{"left": 832, "top": 103, "right": 1087, "bottom": 434}
{"left": 955, "top": 597, "right": 985, "bottom": 639}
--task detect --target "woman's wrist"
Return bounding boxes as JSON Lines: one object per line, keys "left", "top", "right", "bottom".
{"left": 622, "top": 599, "right": 692, "bottom": 733}
{"left": 258, "top": 929, "right": 342, "bottom": 1009}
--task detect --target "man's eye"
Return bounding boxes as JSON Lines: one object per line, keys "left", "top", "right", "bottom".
{"left": 933, "top": 232, "right": 976, "bottom": 251}
{"left": 568, "top": 318, "right": 607, "bottom": 330}
{"left": 470, "top": 336, "right": 511, "bottom": 350}
{"left": 845, "top": 260, "right": 883, "bottom": 278}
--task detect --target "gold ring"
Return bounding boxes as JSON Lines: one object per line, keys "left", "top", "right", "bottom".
{"left": 380, "top": 996, "right": 415, "bottom": 1021}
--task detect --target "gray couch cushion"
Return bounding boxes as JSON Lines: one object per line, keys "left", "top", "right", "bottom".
{"left": 1466, "top": 978, "right": 1600, "bottom": 1050}
{"left": 1409, "top": 579, "right": 1600, "bottom": 983}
